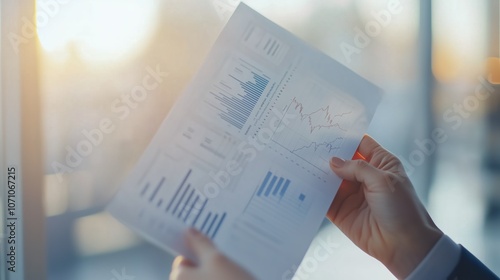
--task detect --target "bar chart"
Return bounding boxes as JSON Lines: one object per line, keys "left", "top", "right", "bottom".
{"left": 139, "top": 164, "right": 227, "bottom": 239}
{"left": 205, "top": 58, "right": 269, "bottom": 130}
{"left": 239, "top": 170, "right": 313, "bottom": 241}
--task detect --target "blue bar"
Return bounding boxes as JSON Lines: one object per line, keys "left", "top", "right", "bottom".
{"left": 254, "top": 82, "right": 265, "bottom": 88}
{"left": 257, "top": 171, "right": 273, "bottom": 196}
{"left": 244, "top": 87, "right": 262, "bottom": 96}
{"left": 238, "top": 95, "right": 257, "bottom": 107}
{"left": 200, "top": 212, "right": 212, "bottom": 232}
{"left": 222, "top": 110, "right": 244, "bottom": 123}
{"left": 225, "top": 106, "right": 246, "bottom": 121}
{"left": 156, "top": 198, "right": 163, "bottom": 208}
{"left": 254, "top": 84, "right": 267, "bottom": 91}
{"left": 255, "top": 76, "right": 268, "bottom": 83}
{"left": 273, "top": 177, "right": 284, "bottom": 196}
{"left": 280, "top": 179, "right": 291, "bottom": 197}
{"left": 228, "top": 74, "right": 244, "bottom": 84}
{"left": 218, "top": 96, "right": 251, "bottom": 115}
{"left": 236, "top": 93, "right": 257, "bottom": 103}
{"left": 173, "top": 184, "right": 191, "bottom": 215}
{"left": 265, "top": 176, "right": 278, "bottom": 197}
{"left": 166, "top": 169, "right": 192, "bottom": 212}
{"left": 184, "top": 195, "right": 199, "bottom": 223}
{"left": 220, "top": 114, "right": 243, "bottom": 129}
{"left": 226, "top": 111, "right": 246, "bottom": 124}
{"left": 192, "top": 199, "right": 208, "bottom": 226}
{"left": 211, "top": 212, "right": 226, "bottom": 239}
{"left": 222, "top": 95, "right": 252, "bottom": 113}
{"left": 243, "top": 90, "right": 260, "bottom": 101}
{"left": 254, "top": 75, "right": 268, "bottom": 84}
{"left": 245, "top": 97, "right": 259, "bottom": 106}
{"left": 149, "top": 177, "right": 165, "bottom": 202}
{"left": 206, "top": 214, "right": 218, "bottom": 236}
{"left": 244, "top": 89, "right": 260, "bottom": 99}
{"left": 178, "top": 189, "right": 195, "bottom": 219}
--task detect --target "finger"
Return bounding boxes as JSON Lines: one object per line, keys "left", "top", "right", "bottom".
{"left": 356, "top": 135, "right": 382, "bottom": 161}
{"left": 172, "top": 256, "right": 196, "bottom": 270}
{"left": 353, "top": 151, "right": 366, "bottom": 161}
{"left": 169, "top": 262, "right": 197, "bottom": 280}
{"left": 185, "top": 228, "right": 218, "bottom": 262}
{"left": 330, "top": 157, "right": 389, "bottom": 192}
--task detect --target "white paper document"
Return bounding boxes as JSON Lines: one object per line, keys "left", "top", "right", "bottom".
{"left": 108, "top": 3, "right": 382, "bottom": 280}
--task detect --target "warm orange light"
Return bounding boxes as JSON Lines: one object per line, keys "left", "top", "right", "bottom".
{"left": 36, "top": 0, "right": 160, "bottom": 63}
{"left": 487, "top": 57, "right": 500, "bottom": 84}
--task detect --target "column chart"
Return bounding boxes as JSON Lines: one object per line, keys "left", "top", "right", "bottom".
{"left": 205, "top": 57, "right": 269, "bottom": 130}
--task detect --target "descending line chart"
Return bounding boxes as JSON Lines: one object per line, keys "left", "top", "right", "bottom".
{"left": 269, "top": 81, "right": 356, "bottom": 174}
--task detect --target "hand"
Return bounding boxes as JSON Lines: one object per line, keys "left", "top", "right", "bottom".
{"left": 327, "top": 135, "right": 443, "bottom": 279}
{"left": 169, "top": 228, "right": 255, "bottom": 280}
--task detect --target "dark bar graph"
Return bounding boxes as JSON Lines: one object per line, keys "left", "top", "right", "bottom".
{"left": 209, "top": 62, "right": 269, "bottom": 130}
{"left": 257, "top": 171, "right": 272, "bottom": 196}
{"left": 192, "top": 199, "right": 208, "bottom": 227}
{"left": 206, "top": 214, "right": 218, "bottom": 235}
{"left": 211, "top": 213, "right": 226, "bottom": 239}
{"left": 264, "top": 175, "right": 278, "bottom": 196}
{"left": 257, "top": 171, "right": 292, "bottom": 199}
{"left": 141, "top": 167, "right": 227, "bottom": 239}
{"left": 166, "top": 169, "right": 192, "bottom": 212}
{"left": 273, "top": 178, "right": 284, "bottom": 196}
{"left": 183, "top": 196, "right": 199, "bottom": 223}
{"left": 200, "top": 212, "right": 212, "bottom": 232}
{"left": 172, "top": 184, "right": 191, "bottom": 215}
{"left": 149, "top": 177, "right": 165, "bottom": 202}
{"left": 243, "top": 170, "right": 311, "bottom": 237}
{"left": 178, "top": 189, "right": 195, "bottom": 218}
{"left": 280, "top": 179, "right": 291, "bottom": 198}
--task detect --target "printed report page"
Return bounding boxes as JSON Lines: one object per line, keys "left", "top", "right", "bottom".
{"left": 108, "top": 3, "right": 382, "bottom": 279}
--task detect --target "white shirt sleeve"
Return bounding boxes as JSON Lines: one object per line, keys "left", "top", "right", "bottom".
{"left": 405, "top": 235, "right": 461, "bottom": 280}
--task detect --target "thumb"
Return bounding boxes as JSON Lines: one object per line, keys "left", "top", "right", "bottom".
{"left": 330, "top": 157, "right": 391, "bottom": 192}
{"left": 185, "top": 228, "right": 217, "bottom": 262}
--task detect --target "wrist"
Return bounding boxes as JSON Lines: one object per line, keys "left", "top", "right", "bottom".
{"left": 385, "top": 225, "right": 443, "bottom": 279}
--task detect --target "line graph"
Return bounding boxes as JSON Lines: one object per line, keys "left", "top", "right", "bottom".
{"left": 291, "top": 137, "right": 344, "bottom": 154}
{"left": 288, "top": 97, "right": 351, "bottom": 133}
{"left": 267, "top": 79, "right": 357, "bottom": 174}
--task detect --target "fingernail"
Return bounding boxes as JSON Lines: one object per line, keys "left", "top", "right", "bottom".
{"left": 330, "top": 157, "right": 345, "bottom": 168}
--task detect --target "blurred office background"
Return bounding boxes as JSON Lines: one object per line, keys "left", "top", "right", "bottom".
{"left": 1, "top": 0, "right": 499, "bottom": 279}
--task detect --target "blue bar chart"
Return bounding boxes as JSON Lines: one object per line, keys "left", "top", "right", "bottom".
{"left": 206, "top": 59, "right": 269, "bottom": 130}
{"left": 139, "top": 168, "right": 226, "bottom": 239}
{"left": 239, "top": 170, "right": 313, "bottom": 240}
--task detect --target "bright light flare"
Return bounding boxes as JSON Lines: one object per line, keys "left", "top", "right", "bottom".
{"left": 37, "top": 0, "right": 160, "bottom": 63}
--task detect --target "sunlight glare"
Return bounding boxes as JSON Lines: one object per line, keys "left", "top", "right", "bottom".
{"left": 37, "top": 0, "right": 160, "bottom": 63}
